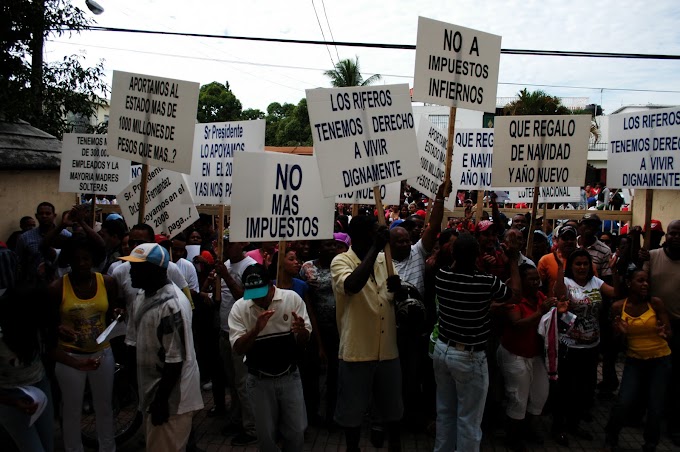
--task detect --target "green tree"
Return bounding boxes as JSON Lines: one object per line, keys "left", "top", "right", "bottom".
{"left": 240, "top": 108, "right": 265, "bottom": 121}
{"left": 196, "top": 81, "right": 242, "bottom": 123}
{"left": 503, "top": 88, "right": 571, "bottom": 116}
{"left": 1, "top": 0, "right": 109, "bottom": 138}
{"left": 324, "top": 56, "right": 381, "bottom": 87}
{"left": 265, "top": 98, "right": 312, "bottom": 146}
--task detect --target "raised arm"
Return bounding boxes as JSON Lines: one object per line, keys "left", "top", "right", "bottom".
{"left": 422, "top": 181, "right": 452, "bottom": 253}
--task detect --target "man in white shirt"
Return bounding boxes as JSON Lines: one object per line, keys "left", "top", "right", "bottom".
{"left": 121, "top": 243, "right": 203, "bottom": 451}
{"left": 229, "top": 263, "right": 311, "bottom": 452}
{"left": 111, "top": 224, "right": 190, "bottom": 311}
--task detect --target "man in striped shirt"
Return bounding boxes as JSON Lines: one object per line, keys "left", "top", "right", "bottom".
{"left": 433, "top": 233, "right": 519, "bottom": 452}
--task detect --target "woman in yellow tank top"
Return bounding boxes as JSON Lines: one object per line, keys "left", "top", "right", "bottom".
{"left": 48, "top": 237, "right": 121, "bottom": 452}
{"left": 603, "top": 267, "right": 672, "bottom": 452}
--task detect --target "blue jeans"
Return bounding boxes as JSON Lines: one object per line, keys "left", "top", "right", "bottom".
{"left": 432, "top": 339, "right": 489, "bottom": 452}
{"left": 0, "top": 375, "right": 54, "bottom": 452}
{"left": 246, "top": 369, "right": 306, "bottom": 452}
{"left": 605, "top": 355, "right": 672, "bottom": 447}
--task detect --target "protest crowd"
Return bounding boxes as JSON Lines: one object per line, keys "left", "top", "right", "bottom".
{"left": 1, "top": 181, "right": 679, "bottom": 452}
{"left": 2, "top": 10, "right": 679, "bottom": 452}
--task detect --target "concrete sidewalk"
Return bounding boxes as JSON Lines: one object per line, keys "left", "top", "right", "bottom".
{"left": 56, "top": 361, "right": 678, "bottom": 451}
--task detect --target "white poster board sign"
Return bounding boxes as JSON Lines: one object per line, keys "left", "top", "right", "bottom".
{"left": 117, "top": 167, "right": 198, "bottom": 236}
{"left": 335, "top": 182, "right": 401, "bottom": 205}
{"left": 412, "top": 16, "right": 501, "bottom": 112}
{"left": 506, "top": 186, "right": 580, "bottom": 203}
{"left": 491, "top": 115, "right": 591, "bottom": 187}
{"left": 607, "top": 107, "right": 680, "bottom": 189}
{"left": 229, "top": 152, "right": 335, "bottom": 242}
{"left": 189, "top": 120, "right": 265, "bottom": 204}
{"left": 59, "top": 134, "right": 131, "bottom": 195}
{"left": 451, "top": 128, "right": 494, "bottom": 189}
{"left": 107, "top": 70, "right": 199, "bottom": 174}
{"left": 306, "top": 84, "right": 419, "bottom": 197}
{"left": 409, "top": 117, "right": 447, "bottom": 198}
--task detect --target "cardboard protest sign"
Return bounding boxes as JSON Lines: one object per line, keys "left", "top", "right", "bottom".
{"left": 306, "top": 84, "right": 419, "bottom": 197}
{"left": 107, "top": 71, "right": 199, "bottom": 174}
{"left": 506, "top": 186, "right": 580, "bottom": 203}
{"left": 607, "top": 107, "right": 680, "bottom": 189}
{"left": 408, "top": 117, "right": 447, "bottom": 198}
{"left": 451, "top": 128, "right": 495, "bottom": 190}
{"left": 412, "top": 17, "right": 501, "bottom": 112}
{"left": 59, "top": 134, "right": 130, "bottom": 195}
{"left": 491, "top": 115, "right": 591, "bottom": 188}
{"left": 117, "top": 167, "right": 198, "bottom": 236}
{"left": 189, "top": 120, "right": 265, "bottom": 204}
{"left": 229, "top": 152, "right": 335, "bottom": 242}
{"left": 335, "top": 182, "right": 400, "bottom": 205}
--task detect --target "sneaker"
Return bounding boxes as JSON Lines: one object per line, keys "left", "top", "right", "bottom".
{"left": 231, "top": 432, "right": 258, "bottom": 446}
{"left": 201, "top": 381, "right": 213, "bottom": 391}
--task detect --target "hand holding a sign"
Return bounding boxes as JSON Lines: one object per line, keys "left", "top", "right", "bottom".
{"left": 437, "top": 179, "right": 453, "bottom": 201}
{"left": 373, "top": 225, "right": 391, "bottom": 251}
{"left": 386, "top": 275, "right": 402, "bottom": 294}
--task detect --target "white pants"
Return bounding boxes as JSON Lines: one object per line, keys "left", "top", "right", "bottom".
{"left": 55, "top": 347, "right": 116, "bottom": 452}
{"left": 497, "top": 344, "right": 549, "bottom": 420}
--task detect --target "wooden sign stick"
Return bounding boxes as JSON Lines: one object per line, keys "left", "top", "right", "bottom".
{"left": 373, "top": 186, "right": 394, "bottom": 276}
{"left": 137, "top": 164, "right": 149, "bottom": 224}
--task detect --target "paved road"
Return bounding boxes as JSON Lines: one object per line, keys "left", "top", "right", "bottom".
{"left": 54, "top": 362, "right": 678, "bottom": 451}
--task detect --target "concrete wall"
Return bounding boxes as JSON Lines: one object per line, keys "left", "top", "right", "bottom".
{"left": 0, "top": 170, "right": 77, "bottom": 242}
{"left": 632, "top": 189, "right": 680, "bottom": 229}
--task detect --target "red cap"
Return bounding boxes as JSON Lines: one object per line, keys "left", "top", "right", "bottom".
{"left": 620, "top": 224, "right": 629, "bottom": 235}
{"left": 476, "top": 220, "right": 494, "bottom": 233}
{"left": 416, "top": 209, "right": 427, "bottom": 219}
{"left": 200, "top": 250, "right": 215, "bottom": 265}
{"left": 644, "top": 220, "right": 664, "bottom": 234}
{"left": 154, "top": 234, "right": 170, "bottom": 244}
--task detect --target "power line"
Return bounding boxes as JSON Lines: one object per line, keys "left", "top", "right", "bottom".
{"left": 50, "top": 40, "right": 680, "bottom": 95}
{"left": 71, "top": 25, "right": 680, "bottom": 60}
{"left": 320, "top": 0, "right": 341, "bottom": 62}
{"left": 310, "top": 0, "right": 336, "bottom": 68}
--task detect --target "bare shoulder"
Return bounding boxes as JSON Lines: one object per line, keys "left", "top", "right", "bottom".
{"left": 611, "top": 299, "right": 624, "bottom": 315}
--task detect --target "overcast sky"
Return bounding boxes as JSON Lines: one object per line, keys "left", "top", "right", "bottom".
{"left": 46, "top": 0, "right": 680, "bottom": 116}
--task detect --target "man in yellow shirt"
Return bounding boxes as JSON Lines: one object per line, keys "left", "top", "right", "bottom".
{"left": 331, "top": 215, "right": 402, "bottom": 452}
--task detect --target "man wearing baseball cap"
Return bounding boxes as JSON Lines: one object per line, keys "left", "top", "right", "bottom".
{"left": 228, "top": 263, "right": 312, "bottom": 452}
{"left": 644, "top": 219, "right": 665, "bottom": 250}
{"left": 538, "top": 225, "right": 578, "bottom": 297}
{"left": 121, "top": 243, "right": 203, "bottom": 451}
